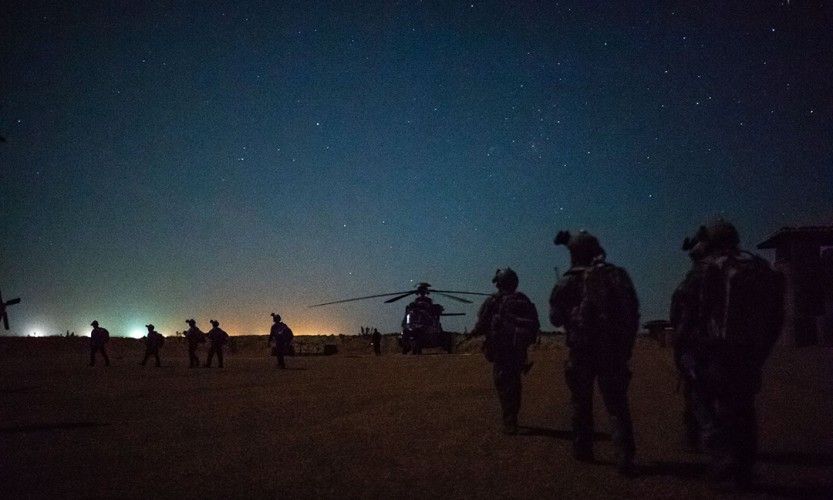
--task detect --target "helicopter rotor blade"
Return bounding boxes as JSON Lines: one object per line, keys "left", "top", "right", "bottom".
{"left": 384, "top": 291, "right": 416, "bottom": 303}
{"left": 2, "top": 313, "right": 8, "bottom": 330}
{"left": 440, "top": 313, "right": 466, "bottom": 316}
{"left": 308, "top": 291, "right": 416, "bottom": 308}
{"left": 430, "top": 289, "right": 491, "bottom": 296}
{"left": 433, "top": 292, "right": 473, "bottom": 304}
{"left": 5, "top": 298, "right": 20, "bottom": 306}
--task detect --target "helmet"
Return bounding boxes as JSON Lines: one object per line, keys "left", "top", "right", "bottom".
{"left": 185, "top": 319, "right": 196, "bottom": 325}
{"left": 209, "top": 319, "right": 219, "bottom": 327}
{"left": 682, "top": 219, "right": 740, "bottom": 257}
{"left": 145, "top": 324, "right": 154, "bottom": 330}
{"left": 704, "top": 219, "right": 739, "bottom": 250}
{"left": 91, "top": 320, "right": 99, "bottom": 327}
{"left": 492, "top": 267, "right": 519, "bottom": 291}
{"left": 271, "top": 313, "right": 282, "bottom": 322}
{"left": 555, "top": 230, "right": 605, "bottom": 266}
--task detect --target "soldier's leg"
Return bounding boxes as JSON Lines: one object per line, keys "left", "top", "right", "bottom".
{"left": 736, "top": 394, "right": 758, "bottom": 483}
{"left": 565, "top": 354, "right": 595, "bottom": 458}
{"left": 217, "top": 348, "right": 224, "bottom": 368}
{"left": 205, "top": 346, "right": 214, "bottom": 367}
{"left": 716, "top": 389, "right": 757, "bottom": 485}
{"left": 154, "top": 351, "right": 161, "bottom": 367}
{"left": 277, "top": 349, "right": 285, "bottom": 368}
{"left": 102, "top": 347, "right": 110, "bottom": 366}
{"left": 493, "top": 361, "right": 522, "bottom": 433}
{"left": 141, "top": 350, "right": 150, "bottom": 366}
{"left": 598, "top": 364, "right": 636, "bottom": 471}
{"left": 682, "top": 379, "right": 701, "bottom": 451}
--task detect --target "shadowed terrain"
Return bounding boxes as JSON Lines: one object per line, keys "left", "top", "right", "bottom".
{"left": 0, "top": 336, "right": 831, "bottom": 498}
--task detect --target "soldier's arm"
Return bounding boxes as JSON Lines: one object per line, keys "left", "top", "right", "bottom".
{"left": 548, "top": 276, "right": 572, "bottom": 327}
{"left": 528, "top": 301, "right": 541, "bottom": 332}
{"left": 470, "top": 297, "right": 495, "bottom": 336}
{"left": 670, "top": 267, "right": 705, "bottom": 367}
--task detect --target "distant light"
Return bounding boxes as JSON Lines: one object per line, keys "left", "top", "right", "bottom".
{"left": 129, "top": 328, "right": 145, "bottom": 339}
{"left": 26, "top": 325, "right": 45, "bottom": 337}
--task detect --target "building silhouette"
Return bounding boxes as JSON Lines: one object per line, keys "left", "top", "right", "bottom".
{"left": 758, "top": 226, "right": 833, "bottom": 346}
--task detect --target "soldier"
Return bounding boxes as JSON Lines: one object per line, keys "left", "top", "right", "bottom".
{"left": 371, "top": 328, "right": 382, "bottom": 356}
{"left": 268, "top": 313, "right": 294, "bottom": 369}
{"left": 140, "top": 324, "right": 165, "bottom": 367}
{"left": 550, "top": 230, "right": 639, "bottom": 475}
{"left": 184, "top": 319, "right": 206, "bottom": 368}
{"left": 472, "top": 268, "right": 540, "bottom": 435}
{"left": 89, "top": 320, "right": 110, "bottom": 367}
{"left": 671, "top": 237, "right": 709, "bottom": 453}
{"left": 205, "top": 319, "right": 229, "bottom": 368}
{"left": 670, "top": 220, "right": 784, "bottom": 488}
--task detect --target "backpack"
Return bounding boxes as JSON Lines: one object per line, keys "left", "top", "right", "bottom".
{"left": 492, "top": 292, "right": 540, "bottom": 350}
{"left": 701, "top": 251, "right": 784, "bottom": 364}
{"left": 578, "top": 263, "right": 640, "bottom": 356}
{"left": 156, "top": 332, "right": 164, "bottom": 348}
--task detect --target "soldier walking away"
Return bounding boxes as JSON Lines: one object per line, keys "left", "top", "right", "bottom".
{"left": 671, "top": 238, "right": 710, "bottom": 453}
{"left": 472, "top": 268, "right": 540, "bottom": 435}
{"left": 140, "top": 324, "right": 165, "bottom": 367}
{"left": 268, "top": 313, "right": 294, "bottom": 369}
{"left": 670, "top": 220, "right": 784, "bottom": 489}
{"left": 371, "top": 328, "right": 382, "bottom": 355}
{"left": 205, "top": 320, "right": 230, "bottom": 368}
{"left": 184, "top": 319, "right": 206, "bottom": 368}
{"left": 550, "top": 230, "right": 640, "bottom": 475}
{"left": 89, "top": 320, "right": 110, "bottom": 367}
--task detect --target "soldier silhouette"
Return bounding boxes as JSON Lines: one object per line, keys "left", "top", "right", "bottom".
{"left": 268, "top": 313, "right": 294, "bottom": 369}
{"left": 550, "top": 230, "right": 640, "bottom": 475}
{"left": 89, "top": 320, "right": 110, "bottom": 367}
{"left": 371, "top": 328, "right": 382, "bottom": 355}
{"left": 472, "top": 268, "right": 540, "bottom": 435}
{"left": 205, "top": 319, "right": 229, "bottom": 368}
{"left": 140, "top": 324, "right": 164, "bottom": 367}
{"left": 671, "top": 220, "right": 784, "bottom": 489}
{"left": 184, "top": 319, "right": 206, "bottom": 368}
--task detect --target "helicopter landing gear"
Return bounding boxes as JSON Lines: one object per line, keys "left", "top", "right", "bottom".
{"left": 444, "top": 334, "right": 454, "bottom": 354}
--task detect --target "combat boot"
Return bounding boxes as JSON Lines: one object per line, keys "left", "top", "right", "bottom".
{"left": 616, "top": 453, "right": 637, "bottom": 477}
{"left": 572, "top": 445, "right": 594, "bottom": 463}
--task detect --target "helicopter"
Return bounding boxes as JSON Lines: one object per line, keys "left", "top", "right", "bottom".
{"left": 310, "top": 282, "right": 489, "bottom": 354}
{"left": 0, "top": 288, "right": 21, "bottom": 330}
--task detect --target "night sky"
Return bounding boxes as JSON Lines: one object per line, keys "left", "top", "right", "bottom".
{"left": 1, "top": 1, "right": 831, "bottom": 337}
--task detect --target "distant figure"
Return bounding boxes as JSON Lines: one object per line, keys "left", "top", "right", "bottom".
{"left": 89, "top": 320, "right": 110, "bottom": 367}
{"left": 550, "top": 230, "right": 639, "bottom": 475}
{"left": 671, "top": 220, "right": 784, "bottom": 488}
{"left": 472, "top": 268, "right": 540, "bottom": 435}
{"left": 140, "top": 324, "right": 165, "bottom": 367}
{"left": 205, "top": 319, "right": 229, "bottom": 368}
{"left": 371, "top": 328, "right": 382, "bottom": 355}
{"left": 184, "top": 318, "right": 206, "bottom": 368}
{"left": 268, "top": 313, "right": 294, "bottom": 369}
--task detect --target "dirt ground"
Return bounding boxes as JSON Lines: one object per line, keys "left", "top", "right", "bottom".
{"left": 1, "top": 335, "right": 831, "bottom": 499}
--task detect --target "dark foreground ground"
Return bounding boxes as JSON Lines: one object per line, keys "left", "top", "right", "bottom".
{"left": 0, "top": 336, "right": 831, "bottom": 499}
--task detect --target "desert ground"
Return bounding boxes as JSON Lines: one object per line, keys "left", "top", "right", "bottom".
{"left": 0, "top": 335, "right": 831, "bottom": 499}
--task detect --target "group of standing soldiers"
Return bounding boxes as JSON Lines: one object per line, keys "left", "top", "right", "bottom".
{"left": 472, "top": 219, "right": 783, "bottom": 489}
{"left": 88, "top": 314, "right": 294, "bottom": 369}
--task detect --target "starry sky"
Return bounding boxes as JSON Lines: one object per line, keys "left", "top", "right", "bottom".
{"left": 1, "top": 1, "right": 831, "bottom": 337}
